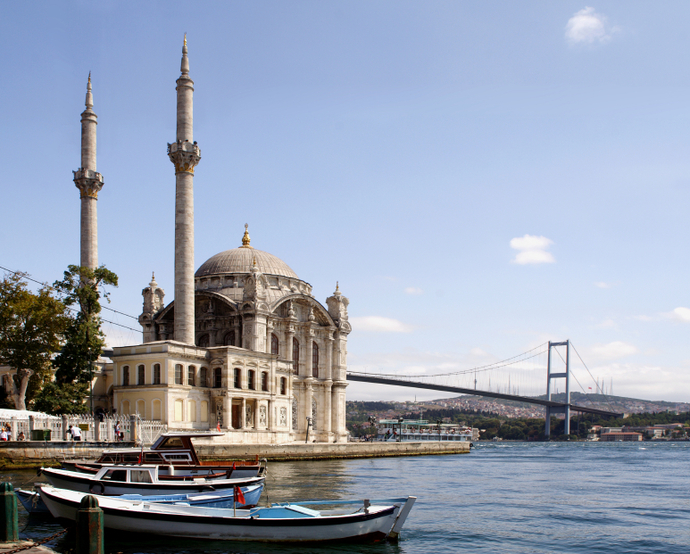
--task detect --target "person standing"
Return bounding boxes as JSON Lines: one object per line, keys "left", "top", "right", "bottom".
{"left": 71, "top": 425, "right": 82, "bottom": 441}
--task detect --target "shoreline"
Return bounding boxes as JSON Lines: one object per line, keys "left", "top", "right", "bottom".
{"left": 0, "top": 440, "right": 471, "bottom": 469}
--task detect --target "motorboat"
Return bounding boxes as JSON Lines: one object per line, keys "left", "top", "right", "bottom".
{"left": 41, "top": 464, "right": 265, "bottom": 496}
{"left": 39, "top": 485, "right": 416, "bottom": 542}
{"left": 15, "top": 489, "right": 51, "bottom": 514}
{"left": 17, "top": 483, "right": 263, "bottom": 514}
{"left": 61, "top": 432, "right": 265, "bottom": 479}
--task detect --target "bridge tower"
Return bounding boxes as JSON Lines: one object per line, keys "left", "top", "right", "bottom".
{"left": 544, "top": 340, "right": 570, "bottom": 439}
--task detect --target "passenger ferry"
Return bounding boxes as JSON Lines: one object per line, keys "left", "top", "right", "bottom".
{"left": 375, "top": 419, "right": 476, "bottom": 443}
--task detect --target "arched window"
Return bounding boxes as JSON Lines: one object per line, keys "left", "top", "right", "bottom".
{"left": 213, "top": 368, "right": 222, "bottom": 388}
{"left": 261, "top": 372, "right": 269, "bottom": 392}
{"left": 234, "top": 368, "right": 242, "bottom": 389}
{"left": 280, "top": 377, "right": 287, "bottom": 395}
{"left": 174, "top": 364, "right": 183, "bottom": 385}
{"left": 188, "top": 400, "right": 197, "bottom": 422}
{"left": 248, "top": 370, "right": 255, "bottom": 390}
{"left": 312, "top": 342, "right": 319, "bottom": 378}
{"left": 198, "top": 334, "right": 209, "bottom": 348}
{"left": 200, "top": 367, "right": 208, "bottom": 387}
{"left": 153, "top": 364, "right": 161, "bottom": 385}
{"left": 293, "top": 338, "right": 299, "bottom": 363}
{"left": 138, "top": 365, "right": 145, "bottom": 385}
{"left": 271, "top": 334, "right": 279, "bottom": 355}
{"left": 174, "top": 400, "right": 183, "bottom": 422}
{"left": 188, "top": 366, "right": 196, "bottom": 386}
{"left": 122, "top": 400, "right": 130, "bottom": 415}
{"left": 152, "top": 399, "right": 162, "bottom": 420}
{"left": 224, "top": 331, "right": 235, "bottom": 346}
{"left": 136, "top": 399, "right": 145, "bottom": 417}
{"left": 122, "top": 366, "right": 130, "bottom": 386}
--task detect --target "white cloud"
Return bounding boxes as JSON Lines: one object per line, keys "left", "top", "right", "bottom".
{"left": 510, "top": 234, "right": 555, "bottom": 265}
{"left": 349, "top": 316, "right": 413, "bottom": 333}
{"left": 565, "top": 7, "right": 619, "bottom": 45}
{"left": 404, "top": 287, "right": 423, "bottom": 295}
{"left": 591, "top": 341, "right": 638, "bottom": 360}
{"left": 671, "top": 307, "right": 690, "bottom": 322}
{"left": 594, "top": 282, "right": 611, "bottom": 289}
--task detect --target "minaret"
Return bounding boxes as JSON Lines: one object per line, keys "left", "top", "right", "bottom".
{"left": 168, "top": 35, "right": 201, "bottom": 345}
{"left": 73, "top": 73, "right": 104, "bottom": 269}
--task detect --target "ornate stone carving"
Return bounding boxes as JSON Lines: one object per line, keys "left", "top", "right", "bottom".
{"left": 245, "top": 403, "right": 253, "bottom": 427}
{"left": 259, "top": 405, "right": 267, "bottom": 426}
{"left": 326, "top": 282, "right": 349, "bottom": 322}
{"left": 279, "top": 406, "right": 287, "bottom": 427}
{"left": 73, "top": 168, "right": 104, "bottom": 199}
{"left": 167, "top": 140, "right": 201, "bottom": 174}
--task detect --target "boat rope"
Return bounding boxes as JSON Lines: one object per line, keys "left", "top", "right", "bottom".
{"left": 2, "top": 528, "right": 68, "bottom": 554}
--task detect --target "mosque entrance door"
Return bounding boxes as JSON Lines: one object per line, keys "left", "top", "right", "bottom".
{"left": 231, "top": 403, "right": 242, "bottom": 429}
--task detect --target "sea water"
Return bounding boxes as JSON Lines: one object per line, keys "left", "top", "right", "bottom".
{"left": 4, "top": 441, "right": 689, "bottom": 553}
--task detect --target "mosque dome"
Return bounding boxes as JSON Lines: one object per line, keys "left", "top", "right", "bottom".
{"left": 195, "top": 225, "right": 298, "bottom": 279}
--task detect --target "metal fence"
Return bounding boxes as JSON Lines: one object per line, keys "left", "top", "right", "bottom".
{"left": 0, "top": 414, "right": 167, "bottom": 445}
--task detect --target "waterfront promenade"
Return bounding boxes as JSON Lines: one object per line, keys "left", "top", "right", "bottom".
{"left": 0, "top": 439, "right": 470, "bottom": 469}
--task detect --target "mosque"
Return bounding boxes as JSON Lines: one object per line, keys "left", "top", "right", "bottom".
{"left": 73, "top": 39, "right": 352, "bottom": 443}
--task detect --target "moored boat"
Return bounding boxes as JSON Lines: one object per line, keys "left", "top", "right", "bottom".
{"left": 118, "top": 483, "right": 264, "bottom": 508}
{"left": 18, "top": 483, "right": 263, "bottom": 514}
{"left": 38, "top": 485, "right": 416, "bottom": 542}
{"left": 41, "top": 464, "right": 264, "bottom": 496}
{"left": 61, "top": 432, "right": 265, "bottom": 479}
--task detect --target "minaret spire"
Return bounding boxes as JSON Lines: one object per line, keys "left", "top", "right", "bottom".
{"left": 168, "top": 35, "right": 201, "bottom": 345}
{"left": 73, "top": 73, "right": 104, "bottom": 270}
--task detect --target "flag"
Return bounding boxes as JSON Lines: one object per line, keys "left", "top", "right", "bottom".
{"left": 235, "top": 486, "right": 245, "bottom": 506}
{"left": 217, "top": 422, "right": 221, "bottom": 432}
{"left": 232, "top": 462, "right": 236, "bottom": 471}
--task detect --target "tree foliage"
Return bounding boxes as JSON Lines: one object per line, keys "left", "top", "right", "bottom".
{"left": 0, "top": 272, "right": 69, "bottom": 410}
{"left": 33, "top": 265, "right": 118, "bottom": 414}
{"left": 51, "top": 265, "right": 118, "bottom": 385}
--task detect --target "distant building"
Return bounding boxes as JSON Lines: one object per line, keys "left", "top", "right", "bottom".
{"left": 599, "top": 432, "right": 642, "bottom": 442}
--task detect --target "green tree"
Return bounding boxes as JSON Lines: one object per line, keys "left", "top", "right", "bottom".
{"left": 33, "top": 265, "right": 117, "bottom": 414}
{"left": 0, "top": 272, "right": 69, "bottom": 410}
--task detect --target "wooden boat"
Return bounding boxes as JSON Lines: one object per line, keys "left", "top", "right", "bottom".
{"left": 39, "top": 485, "right": 416, "bottom": 542}
{"left": 62, "top": 432, "right": 265, "bottom": 479}
{"left": 41, "top": 464, "right": 265, "bottom": 496}
{"left": 17, "top": 483, "right": 263, "bottom": 514}
{"left": 15, "top": 489, "right": 51, "bottom": 514}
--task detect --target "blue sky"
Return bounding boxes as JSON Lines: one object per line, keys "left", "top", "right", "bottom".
{"left": 3, "top": 2, "right": 690, "bottom": 403}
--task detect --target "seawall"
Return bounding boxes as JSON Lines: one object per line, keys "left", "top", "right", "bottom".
{"left": 0, "top": 440, "right": 470, "bottom": 468}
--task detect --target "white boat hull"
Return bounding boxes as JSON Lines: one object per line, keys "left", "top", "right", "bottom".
{"left": 42, "top": 467, "right": 263, "bottom": 496}
{"left": 39, "top": 486, "right": 415, "bottom": 542}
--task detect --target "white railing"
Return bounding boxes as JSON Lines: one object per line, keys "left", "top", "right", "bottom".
{"left": 0, "top": 414, "right": 167, "bottom": 445}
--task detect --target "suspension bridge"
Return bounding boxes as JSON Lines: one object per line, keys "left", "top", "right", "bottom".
{"left": 347, "top": 340, "right": 624, "bottom": 438}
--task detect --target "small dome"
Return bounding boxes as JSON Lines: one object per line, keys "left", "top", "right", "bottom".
{"left": 196, "top": 247, "right": 298, "bottom": 279}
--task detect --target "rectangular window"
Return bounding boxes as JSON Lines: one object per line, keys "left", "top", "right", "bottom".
{"left": 153, "top": 364, "right": 161, "bottom": 385}
{"left": 234, "top": 368, "right": 242, "bottom": 389}
{"left": 213, "top": 368, "right": 222, "bottom": 388}
{"left": 261, "top": 372, "right": 268, "bottom": 392}
{"left": 280, "top": 377, "right": 286, "bottom": 395}
{"left": 188, "top": 366, "right": 195, "bottom": 387}
{"left": 175, "top": 364, "right": 183, "bottom": 385}
{"left": 200, "top": 367, "right": 207, "bottom": 387}
{"left": 138, "top": 365, "right": 145, "bottom": 385}
{"left": 122, "top": 366, "right": 130, "bottom": 386}
{"left": 248, "top": 370, "right": 255, "bottom": 390}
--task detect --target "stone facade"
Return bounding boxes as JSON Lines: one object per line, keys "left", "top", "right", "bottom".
{"left": 108, "top": 39, "right": 351, "bottom": 443}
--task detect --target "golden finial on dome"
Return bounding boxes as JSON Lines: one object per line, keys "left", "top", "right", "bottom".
{"left": 184, "top": 33, "right": 187, "bottom": 47}
{"left": 241, "top": 223, "right": 253, "bottom": 248}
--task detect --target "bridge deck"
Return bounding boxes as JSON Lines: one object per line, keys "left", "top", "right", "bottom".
{"left": 347, "top": 373, "right": 622, "bottom": 418}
